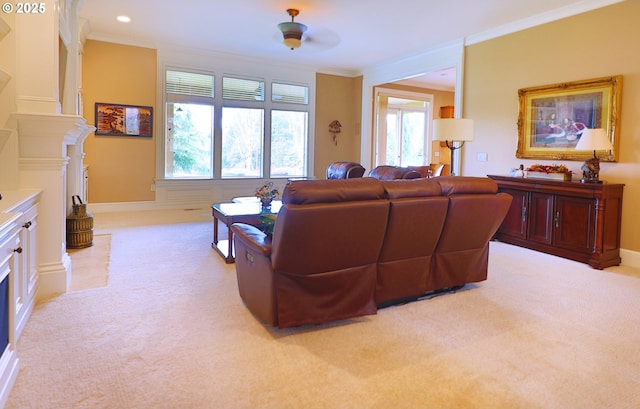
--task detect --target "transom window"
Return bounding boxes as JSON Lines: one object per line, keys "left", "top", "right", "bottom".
{"left": 164, "top": 69, "right": 309, "bottom": 179}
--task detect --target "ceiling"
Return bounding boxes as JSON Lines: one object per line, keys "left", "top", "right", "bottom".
{"left": 77, "top": 0, "right": 617, "bottom": 89}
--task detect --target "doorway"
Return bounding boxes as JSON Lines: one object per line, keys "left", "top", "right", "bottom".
{"left": 374, "top": 87, "right": 433, "bottom": 167}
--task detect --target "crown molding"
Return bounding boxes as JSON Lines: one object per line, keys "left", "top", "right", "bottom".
{"left": 465, "top": 0, "right": 624, "bottom": 46}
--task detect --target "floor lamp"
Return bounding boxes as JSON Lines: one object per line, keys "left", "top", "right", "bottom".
{"left": 432, "top": 118, "right": 474, "bottom": 176}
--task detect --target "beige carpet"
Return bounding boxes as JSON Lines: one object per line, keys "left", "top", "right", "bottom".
{"left": 6, "top": 209, "right": 640, "bottom": 409}
{"left": 68, "top": 234, "right": 111, "bottom": 291}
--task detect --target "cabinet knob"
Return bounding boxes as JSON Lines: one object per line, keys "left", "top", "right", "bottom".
{"left": 23, "top": 221, "right": 32, "bottom": 229}
{"left": 13, "top": 247, "right": 22, "bottom": 254}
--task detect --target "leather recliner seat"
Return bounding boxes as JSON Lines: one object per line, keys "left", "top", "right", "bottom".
{"left": 231, "top": 176, "right": 512, "bottom": 328}
{"left": 326, "top": 161, "right": 366, "bottom": 179}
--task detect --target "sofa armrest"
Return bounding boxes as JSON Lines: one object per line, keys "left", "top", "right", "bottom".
{"left": 230, "top": 223, "right": 272, "bottom": 258}
{"left": 231, "top": 222, "right": 278, "bottom": 326}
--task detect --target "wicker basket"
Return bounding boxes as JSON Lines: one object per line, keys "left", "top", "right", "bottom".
{"left": 66, "top": 195, "right": 93, "bottom": 249}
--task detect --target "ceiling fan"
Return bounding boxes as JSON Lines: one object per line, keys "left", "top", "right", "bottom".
{"left": 277, "top": 9, "right": 307, "bottom": 50}
{"left": 276, "top": 9, "right": 340, "bottom": 51}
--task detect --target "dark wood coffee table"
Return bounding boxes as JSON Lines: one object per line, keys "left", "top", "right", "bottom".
{"left": 211, "top": 201, "right": 282, "bottom": 263}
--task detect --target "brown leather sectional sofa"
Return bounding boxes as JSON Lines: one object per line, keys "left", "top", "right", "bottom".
{"left": 231, "top": 176, "right": 512, "bottom": 328}
{"left": 368, "top": 165, "right": 422, "bottom": 180}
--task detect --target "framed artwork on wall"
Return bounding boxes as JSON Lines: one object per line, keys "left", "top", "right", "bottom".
{"left": 95, "top": 103, "right": 153, "bottom": 137}
{"left": 516, "top": 76, "right": 621, "bottom": 161}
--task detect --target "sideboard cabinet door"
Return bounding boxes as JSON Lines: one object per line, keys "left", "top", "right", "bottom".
{"left": 496, "top": 188, "right": 528, "bottom": 240}
{"left": 554, "top": 195, "right": 595, "bottom": 254}
{"left": 528, "top": 192, "right": 554, "bottom": 246}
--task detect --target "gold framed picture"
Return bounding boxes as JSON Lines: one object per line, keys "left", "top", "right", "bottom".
{"left": 516, "top": 76, "right": 621, "bottom": 162}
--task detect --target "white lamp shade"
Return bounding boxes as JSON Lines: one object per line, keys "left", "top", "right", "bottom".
{"left": 575, "top": 128, "right": 614, "bottom": 151}
{"left": 433, "top": 118, "right": 474, "bottom": 142}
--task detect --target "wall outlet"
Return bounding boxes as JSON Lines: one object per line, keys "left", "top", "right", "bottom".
{"left": 150, "top": 184, "right": 156, "bottom": 191}
{"left": 477, "top": 152, "right": 488, "bottom": 162}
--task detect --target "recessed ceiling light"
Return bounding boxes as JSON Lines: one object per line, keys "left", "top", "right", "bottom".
{"left": 116, "top": 15, "right": 131, "bottom": 23}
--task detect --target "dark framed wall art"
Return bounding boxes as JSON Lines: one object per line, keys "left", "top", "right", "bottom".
{"left": 95, "top": 103, "right": 153, "bottom": 137}
{"left": 516, "top": 76, "right": 621, "bottom": 162}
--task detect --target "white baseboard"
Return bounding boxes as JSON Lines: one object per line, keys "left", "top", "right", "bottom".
{"left": 86, "top": 199, "right": 214, "bottom": 214}
{"left": 620, "top": 248, "right": 640, "bottom": 268}
{"left": 86, "top": 178, "right": 288, "bottom": 214}
{"left": 36, "top": 255, "right": 71, "bottom": 301}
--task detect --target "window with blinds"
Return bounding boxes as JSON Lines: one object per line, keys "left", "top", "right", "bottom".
{"left": 164, "top": 68, "right": 310, "bottom": 180}
{"left": 222, "top": 77, "right": 265, "bottom": 101}
{"left": 272, "top": 82, "right": 308, "bottom": 105}
{"left": 166, "top": 70, "right": 214, "bottom": 98}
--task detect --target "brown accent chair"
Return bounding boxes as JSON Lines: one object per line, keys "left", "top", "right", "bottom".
{"left": 432, "top": 164, "right": 447, "bottom": 177}
{"left": 326, "top": 161, "right": 366, "bottom": 179}
{"left": 368, "top": 165, "right": 422, "bottom": 180}
{"left": 231, "top": 176, "right": 512, "bottom": 328}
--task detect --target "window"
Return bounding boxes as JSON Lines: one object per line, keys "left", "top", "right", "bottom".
{"left": 270, "top": 82, "right": 308, "bottom": 178}
{"left": 165, "top": 71, "right": 215, "bottom": 178}
{"left": 164, "top": 69, "right": 310, "bottom": 180}
{"left": 221, "top": 107, "right": 263, "bottom": 178}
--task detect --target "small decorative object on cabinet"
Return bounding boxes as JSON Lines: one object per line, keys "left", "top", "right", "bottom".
{"left": 488, "top": 175, "right": 623, "bottom": 269}
{"left": 525, "top": 164, "right": 572, "bottom": 181}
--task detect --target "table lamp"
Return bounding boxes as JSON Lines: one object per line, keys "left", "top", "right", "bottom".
{"left": 432, "top": 118, "right": 474, "bottom": 176}
{"left": 574, "top": 128, "right": 614, "bottom": 184}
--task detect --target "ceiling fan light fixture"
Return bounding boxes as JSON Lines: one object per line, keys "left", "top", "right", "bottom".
{"left": 278, "top": 9, "right": 307, "bottom": 50}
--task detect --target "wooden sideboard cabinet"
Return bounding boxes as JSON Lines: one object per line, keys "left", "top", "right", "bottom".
{"left": 488, "top": 175, "right": 624, "bottom": 269}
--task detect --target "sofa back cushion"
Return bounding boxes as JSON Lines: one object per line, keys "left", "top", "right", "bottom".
{"left": 430, "top": 177, "right": 512, "bottom": 290}
{"left": 368, "top": 165, "right": 422, "bottom": 180}
{"left": 436, "top": 175, "right": 498, "bottom": 196}
{"left": 376, "top": 178, "right": 449, "bottom": 304}
{"left": 283, "top": 177, "right": 385, "bottom": 204}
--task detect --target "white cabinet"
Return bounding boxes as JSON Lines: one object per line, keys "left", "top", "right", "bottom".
{"left": 0, "top": 213, "right": 21, "bottom": 408}
{"left": 0, "top": 192, "right": 40, "bottom": 340}
{"left": 13, "top": 204, "right": 38, "bottom": 338}
{"left": 0, "top": 190, "right": 41, "bottom": 407}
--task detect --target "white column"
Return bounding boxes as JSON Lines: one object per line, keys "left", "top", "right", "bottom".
{"left": 14, "top": 113, "right": 94, "bottom": 298}
{"left": 14, "top": 0, "right": 60, "bottom": 114}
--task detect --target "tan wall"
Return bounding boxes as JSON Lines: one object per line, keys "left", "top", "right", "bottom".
{"left": 82, "top": 40, "right": 157, "bottom": 203}
{"left": 0, "top": 12, "right": 16, "bottom": 128}
{"left": 463, "top": 1, "right": 640, "bottom": 252}
{"left": 314, "top": 73, "right": 362, "bottom": 178}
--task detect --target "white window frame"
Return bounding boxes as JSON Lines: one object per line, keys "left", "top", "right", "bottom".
{"left": 155, "top": 49, "right": 316, "bottom": 190}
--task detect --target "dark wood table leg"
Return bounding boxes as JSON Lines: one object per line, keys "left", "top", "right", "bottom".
{"left": 226, "top": 225, "right": 234, "bottom": 263}
{"left": 212, "top": 215, "right": 219, "bottom": 248}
